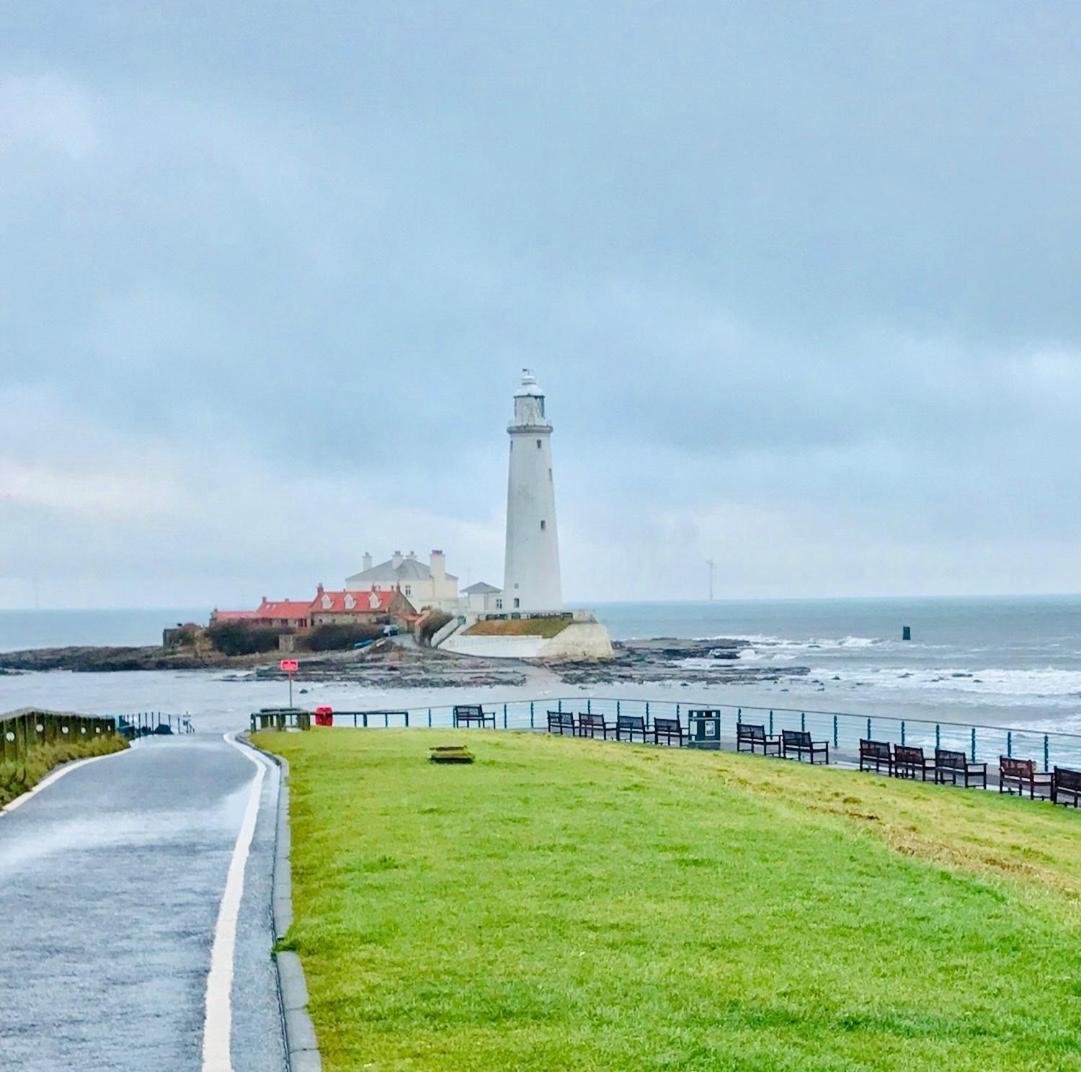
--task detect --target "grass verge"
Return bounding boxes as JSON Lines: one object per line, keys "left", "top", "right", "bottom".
{"left": 0, "top": 734, "right": 128, "bottom": 807}
{"left": 464, "top": 618, "right": 570, "bottom": 638}
{"left": 257, "top": 729, "right": 1081, "bottom": 1072}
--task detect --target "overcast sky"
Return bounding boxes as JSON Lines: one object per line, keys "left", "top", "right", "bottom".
{"left": 2, "top": 2, "right": 1081, "bottom": 608}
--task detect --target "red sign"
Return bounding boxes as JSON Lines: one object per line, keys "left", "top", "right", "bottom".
{"left": 279, "top": 659, "right": 299, "bottom": 673}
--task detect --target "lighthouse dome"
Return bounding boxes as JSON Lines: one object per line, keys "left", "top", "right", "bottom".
{"left": 515, "top": 369, "right": 544, "bottom": 397}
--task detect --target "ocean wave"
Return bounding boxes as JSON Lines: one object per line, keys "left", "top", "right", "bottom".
{"left": 731, "top": 634, "right": 889, "bottom": 664}
{"left": 817, "top": 665, "right": 1081, "bottom": 700}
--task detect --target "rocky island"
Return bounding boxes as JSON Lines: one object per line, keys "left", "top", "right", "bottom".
{"left": 0, "top": 635, "right": 812, "bottom": 691}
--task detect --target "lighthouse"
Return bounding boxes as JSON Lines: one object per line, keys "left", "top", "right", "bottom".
{"left": 503, "top": 369, "right": 562, "bottom": 611}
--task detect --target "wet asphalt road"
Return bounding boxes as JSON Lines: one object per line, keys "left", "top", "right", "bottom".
{"left": 0, "top": 735, "right": 287, "bottom": 1072}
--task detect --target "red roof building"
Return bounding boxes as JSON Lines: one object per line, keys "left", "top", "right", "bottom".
{"left": 211, "top": 598, "right": 311, "bottom": 630}
{"left": 309, "top": 584, "right": 415, "bottom": 624}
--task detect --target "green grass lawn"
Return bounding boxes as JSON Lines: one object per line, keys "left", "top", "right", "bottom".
{"left": 257, "top": 729, "right": 1081, "bottom": 1071}
{"left": 463, "top": 617, "right": 570, "bottom": 637}
{"left": 0, "top": 733, "right": 128, "bottom": 807}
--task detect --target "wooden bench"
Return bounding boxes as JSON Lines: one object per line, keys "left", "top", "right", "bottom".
{"left": 736, "top": 723, "right": 780, "bottom": 756}
{"left": 546, "top": 710, "right": 576, "bottom": 736}
{"left": 615, "top": 714, "right": 648, "bottom": 743}
{"left": 577, "top": 712, "right": 612, "bottom": 739}
{"left": 781, "top": 729, "right": 829, "bottom": 764}
{"left": 892, "top": 745, "right": 935, "bottom": 780}
{"left": 1052, "top": 766, "right": 1081, "bottom": 808}
{"left": 652, "top": 716, "right": 685, "bottom": 747}
{"left": 998, "top": 756, "right": 1053, "bottom": 800}
{"left": 859, "top": 739, "right": 893, "bottom": 775}
{"left": 934, "top": 749, "right": 987, "bottom": 788}
{"left": 453, "top": 704, "right": 495, "bottom": 728}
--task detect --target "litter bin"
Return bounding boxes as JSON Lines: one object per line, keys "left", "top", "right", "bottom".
{"left": 687, "top": 708, "right": 721, "bottom": 750}
{"left": 314, "top": 706, "right": 334, "bottom": 727}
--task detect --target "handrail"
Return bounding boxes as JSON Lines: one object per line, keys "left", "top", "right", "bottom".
{"left": 266, "top": 694, "right": 1081, "bottom": 769}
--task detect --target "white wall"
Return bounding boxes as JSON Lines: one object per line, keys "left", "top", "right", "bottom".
{"left": 503, "top": 391, "right": 562, "bottom": 611}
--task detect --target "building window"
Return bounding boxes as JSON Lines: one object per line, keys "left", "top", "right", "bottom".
{"left": 404, "top": 585, "right": 411, "bottom": 596}
{"left": 513, "top": 597, "right": 520, "bottom": 608}
{"left": 495, "top": 598, "right": 502, "bottom": 610}
{"left": 536, "top": 439, "right": 541, "bottom": 449}
{"left": 540, "top": 519, "right": 546, "bottom": 531}
{"left": 548, "top": 467, "right": 552, "bottom": 480}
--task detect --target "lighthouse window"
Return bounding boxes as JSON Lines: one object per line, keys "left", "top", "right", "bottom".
{"left": 513, "top": 597, "right": 520, "bottom": 608}
{"left": 540, "top": 519, "right": 546, "bottom": 531}
{"left": 536, "top": 439, "right": 541, "bottom": 449}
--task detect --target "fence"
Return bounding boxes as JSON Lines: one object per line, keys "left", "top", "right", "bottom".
{"left": 300, "top": 695, "right": 1081, "bottom": 770}
{"left": 0, "top": 708, "right": 119, "bottom": 763}
{"left": 250, "top": 708, "right": 312, "bottom": 732}
{"left": 115, "top": 712, "right": 195, "bottom": 739}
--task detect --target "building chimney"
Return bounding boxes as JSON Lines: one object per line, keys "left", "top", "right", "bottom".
{"left": 362, "top": 552, "right": 372, "bottom": 572}
{"left": 391, "top": 550, "right": 403, "bottom": 569}
{"left": 430, "top": 549, "right": 446, "bottom": 581}
{"left": 407, "top": 550, "right": 416, "bottom": 559}
{"left": 317, "top": 582, "right": 324, "bottom": 597}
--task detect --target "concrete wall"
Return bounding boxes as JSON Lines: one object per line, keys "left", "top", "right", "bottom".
{"left": 430, "top": 615, "right": 469, "bottom": 648}
{"left": 537, "top": 622, "right": 613, "bottom": 659}
{"left": 442, "top": 634, "right": 549, "bottom": 658}
{"left": 441, "top": 621, "right": 613, "bottom": 660}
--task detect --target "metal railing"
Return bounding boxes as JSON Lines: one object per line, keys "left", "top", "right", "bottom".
{"left": 114, "top": 712, "right": 195, "bottom": 739}
{"left": 302, "top": 695, "right": 1081, "bottom": 770}
{"left": 1, "top": 708, "right": 119, "bottom": 762}
{"left": 250, "top": 708, "right": 312, "bottom": 732}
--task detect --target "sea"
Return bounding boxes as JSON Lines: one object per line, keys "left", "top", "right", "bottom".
{"left": 2, "top": 598, "right": 1081, "bottom": 738}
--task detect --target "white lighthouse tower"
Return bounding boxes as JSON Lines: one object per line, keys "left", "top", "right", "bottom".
{"left": 503, "top": 369, "right": 562, "bottom": 611}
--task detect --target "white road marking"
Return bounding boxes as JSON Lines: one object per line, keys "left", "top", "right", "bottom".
{"left": 1, "top": 749, "right": 125, "bottom": 816}
{"left": 201, "top": 733, "right": 270, "bottom": 1072}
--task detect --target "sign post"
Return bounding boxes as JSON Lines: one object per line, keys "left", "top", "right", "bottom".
{"left": 280, "top": 659, "right": 299, "bottom": 707}
{"left": 687, "top": 708, "right": 722, "bottom": 750}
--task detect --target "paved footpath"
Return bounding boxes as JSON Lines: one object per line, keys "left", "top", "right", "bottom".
{"left": 0, "top": 735, "right": 288, "bottom": 1072}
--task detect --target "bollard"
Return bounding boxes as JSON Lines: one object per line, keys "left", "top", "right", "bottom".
{"left": 833, "top": 714, "right": 838, "bottom": 749}
{"left": 503, "top": 704, "right": 508, "bottom": 729}
{"left": 428, "top": 708, "right": 432, "bottom": 727}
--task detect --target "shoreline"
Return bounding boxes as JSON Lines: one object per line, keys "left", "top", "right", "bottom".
{"left": 0, "top": 637, "right": 818, "bottom": 693}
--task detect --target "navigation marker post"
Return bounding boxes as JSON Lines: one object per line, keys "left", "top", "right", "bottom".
{"left": 280, "top": 658, "right": 299, "bottom": 707}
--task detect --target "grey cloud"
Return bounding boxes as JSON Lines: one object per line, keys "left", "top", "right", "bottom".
{"left": 3, "top": 3, "right": 1081, "bottom": 604}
